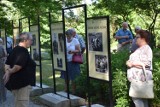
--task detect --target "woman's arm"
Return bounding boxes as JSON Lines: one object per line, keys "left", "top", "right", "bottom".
{"left": 71, "top": 44, "right": 80, "bottom": 54}
{"left": 126, "top": 60, "right": 145, "bottom": 68}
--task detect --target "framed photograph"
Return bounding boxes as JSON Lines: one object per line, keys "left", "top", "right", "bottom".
{"left": 58, "top": 33, "right": 64, "bottom": 52}
{"left": 95, "top": 55, "right": 108, "bottom": 73}
{"left": 88, "top": 32, "right": 103, "bottom": 52}
{"left": 87, "top": 17, "right": 110, "bottom": 81}
{"left": 30, "top": 25, "right": 40, "bottom": 65}
{"left": 13, "top": 27, "right": 19, "bottom": 46}
{"left": 0, "top": 29, "right": 6, "bottom": 47}
{"left": 32, "top": 34, "right": 36, "bottom": 46}
{"left": 51, "top": 22, "right": 66, "bottom": 71}
{"left": 52, "top": 33, "right": 59, "bottom": 54}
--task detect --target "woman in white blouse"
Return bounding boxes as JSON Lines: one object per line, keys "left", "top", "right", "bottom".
{"left": 126, "top": 30, "right": 153, "bottom": 107}
{"left": 60, "top": 29, "right": 81, "bottom": 94}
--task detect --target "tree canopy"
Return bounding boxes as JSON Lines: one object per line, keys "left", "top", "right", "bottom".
{"left": 0, "top": 0, "right": 160, "bottom": 47}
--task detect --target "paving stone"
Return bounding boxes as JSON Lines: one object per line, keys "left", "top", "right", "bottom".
{"left": 38, "top": 93, "right": 70, "bottom": 107}
{"left": 57, "top": 91, "right": 86, "bottom": 107}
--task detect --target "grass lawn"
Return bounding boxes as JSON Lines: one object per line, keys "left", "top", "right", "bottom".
{"left": 35, "top": 59, "right": 65, "bottom": 91}
{"left": 35, "top": 49, "right": 87, "bottom": 92}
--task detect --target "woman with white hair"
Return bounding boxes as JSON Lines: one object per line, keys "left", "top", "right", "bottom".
{"left": 130, "top": 26, "right": 141, "bottom": 53}
{"left": 0, "top": 38, "right": 7, "bottom": 103}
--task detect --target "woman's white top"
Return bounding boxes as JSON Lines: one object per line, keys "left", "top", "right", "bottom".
{"left": 66, "top": 38, "right": 79, "bottom": 62}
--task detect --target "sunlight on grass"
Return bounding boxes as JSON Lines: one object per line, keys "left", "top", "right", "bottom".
{"left": 48, "top": 74, "right": 60, "bottom": 79}
{"left": 36, "top": 72, "right": 40, "bottom": 76}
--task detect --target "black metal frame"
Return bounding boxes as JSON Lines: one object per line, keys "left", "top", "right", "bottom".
{"left": 19, "top": 17, "right": 28, "bottom": 33}
{"left": 86, "top": 16, "right": 113, "bottom": 107}
{"left": 28, "top": 16, "right": 43, "bottom": 88}
{"left": 4, "top": 20, "right": 14, "bottom": 50}
{"left": 49, "top": 20, "right": 65, "bottom": 94}
{"left": 48, "top": 12, "right": 56, "bottom": 93}
{"left": 62, "top": 4, "right": 87, "bottom": 100}
{"left": 0, "top": 6, "right": 113, "bottom": 107}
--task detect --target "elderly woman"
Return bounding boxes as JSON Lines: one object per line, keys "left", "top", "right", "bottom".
{"left": 60, "top": 29, "right": 81, "bottom": 94}
{"left": 126, "top": 30, "right": 153, "bottom": 107}
{"left": 0, "top": 38, "right": 7, "bottom": 103}
{"left": 130, "top": 26, "right": 141, "bottom": 53}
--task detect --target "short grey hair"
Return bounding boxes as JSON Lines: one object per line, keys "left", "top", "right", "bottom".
{"left": 122, "top": 22, "right": 128, "bottom": 26}
{"left": 70, "top": 28, "right": 76, "bottom": 33}
{"left": 65, "top": 29, "right": 73, "bottom": 36}
{"left": 19, "top": 32, "right": 32, "bottom": 42}
{"left": 135, "top": 26, "right": 141, "bottom": 30}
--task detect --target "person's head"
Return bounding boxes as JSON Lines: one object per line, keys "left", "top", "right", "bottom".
{"left": 65, "top": 29, "right": 73, "bottom": 41}
{"left": 19, "top": 32, "right": 33, "bottom": 48}
{"left": 70, "top": 28, "right": 76, "bottom": 37}
{"left": 122, "top": 22, "right": 128, "bottom": 30}
{"left": 0, "top": 38, "right": 3, "bottom": 45}
{"left": 135, "top": 26, "right": 141, "bottom": 34}
{"left": 136, "top": 30, "right": 151, "bottom": 47}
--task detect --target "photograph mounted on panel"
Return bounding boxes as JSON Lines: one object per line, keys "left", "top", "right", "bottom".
{"left": 88, "top": 32, "right": 103, "bottom": 52}
{"left": 13, "top": 28, "right": 19, "bottom": 46}
{"left": 87, "top": 17, "right": 110, "bottom": 81}
{"left": 57, "top": 58, "right": 63, "bottom": 68}
{"left": 0, "top": 29, "right": 6, "bottom": 47}
{"left": 51, "top": 22, "right": 66, "bottom": 71}
{"left": 32, "top": 34, "right": 36, "bottom": 46}
{"left": 30, "top": 25, "right": 40, "bottom": 64}
{"left": 33, "top": 48, "right": 39, "bottom": 61}
{"left": 1, "top": 37, "right": 5, "bottom": 45}
{"left": 58, "top": 33, "right": 64, "bottom": 52}
{"left": 95, "top": 55, "right": 107, "bottom": 73}
{"left": 52, "top": 33, "right": 59, "bottom": 54}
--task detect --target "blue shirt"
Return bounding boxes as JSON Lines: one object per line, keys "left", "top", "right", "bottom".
{"left": 74, "top": 34, "right": 86, "bottom": 50}
{"left": 130, "top": 38, "right": 139, "bottom": 53}
{"left": 115, "top": 29, "right": 133, "bottom": 44}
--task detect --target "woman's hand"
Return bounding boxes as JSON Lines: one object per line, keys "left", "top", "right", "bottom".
{"left": 3, "top": 69, "right": 11, "bottom": 84}
{"left": 68, "top": 50, "right": 74, "bottom": 54}
{"left": 126, "top": 60, "right": 132, "bottom": 68}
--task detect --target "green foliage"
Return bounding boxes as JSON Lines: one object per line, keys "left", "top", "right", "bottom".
{"left": 115, "top": 97, "right": 129, "bottom": 107}
{"left": 75, "top": 62, "right": 88, "bottom": 97}
{"left": 111, "top": 51, "right": 130, "bottom": 106}
{"left": 74, "top": 51, "right": 130, "bottom": 106}
{"left": 112, "top": 70, "right": 130, "bottom": 107}
{"left": 151, "top": 48, "right": 160, "bottom": 106}
{"left": 75, "top": 48, "right": 160, "bottom": 106}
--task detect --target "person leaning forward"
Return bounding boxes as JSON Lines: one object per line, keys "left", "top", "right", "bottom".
{"left": 3, "top": 32, "right": 36, "bottom": 107}
{"left": 115, "top": 22, "right": 133, "bottom": 51}
{"left": 69, "top": 28, "right": 86, "bottom": 54}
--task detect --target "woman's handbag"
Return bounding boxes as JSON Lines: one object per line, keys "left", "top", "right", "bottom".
{"left": 129, "top": 67, "right": 154, "bottom": 99}
{"left": 72, "top": 53, "right": 83, "bottom": 64}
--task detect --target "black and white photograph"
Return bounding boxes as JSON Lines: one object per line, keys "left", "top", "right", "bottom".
{"left": 51, "top": 22, "right": 66, "bottom": 71}
{"left": 57, "top": 58, "right": 63, "bottom": 68}
{"left": 95, "top": 55, "right": 107, "bottom": 73}
{"left": 58, "top": 33, "right": 64, "bottom": 52}
{"left": 1, "top": 37, "right": 5, "bottom": 45}
{"left": 52, "top": 33, "right": 59, "bottom": 54}
{"left": 88, "top": 32, "right": 103, "bottom": 52}
{"left": 32, "top": 34, "right": 36, "bottom": 46}
{"left": 33, "top": 48, "right": 39, "bottom": 61}
{"left": 13, "top": 28, "right": 19, "bottom": 46}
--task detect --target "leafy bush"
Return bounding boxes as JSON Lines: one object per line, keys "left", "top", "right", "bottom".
{"left": 111, "top": 51, "right": 130, "bottom": 107}
{"left": 75, "top": 48, "right": 160, "bottom": 106}
{"left": 151, "top": 48, "right": 160, "bottom": 106}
